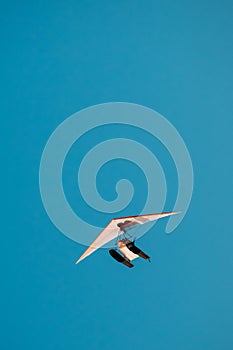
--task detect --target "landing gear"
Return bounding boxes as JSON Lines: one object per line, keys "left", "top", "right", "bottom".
{"left": 109, "top": 249, "right": 134, "bottom": 268}
{"left": 126, "top": 241, "right": 150, "bottom": 261}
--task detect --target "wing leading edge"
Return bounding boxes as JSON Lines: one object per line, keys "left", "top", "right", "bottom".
{"left": 75, "top": 211, "right": 180, "bottom": 265}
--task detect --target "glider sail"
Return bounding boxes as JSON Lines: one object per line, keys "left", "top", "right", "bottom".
{"left": 75, "top": 211, "right": 180, "bottom": 265}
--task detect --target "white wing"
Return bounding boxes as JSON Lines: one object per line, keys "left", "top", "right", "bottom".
{"left": 75, "top": 211, "right": 180, "bottom": 264}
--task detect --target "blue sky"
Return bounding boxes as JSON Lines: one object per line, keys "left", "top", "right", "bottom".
{"left": 2, "top": 1, "right": 233, "bottom": 349}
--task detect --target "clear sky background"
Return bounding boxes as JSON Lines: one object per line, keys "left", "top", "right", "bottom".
{"left": 2, "top": 1, "right": 233, "bottom": 349}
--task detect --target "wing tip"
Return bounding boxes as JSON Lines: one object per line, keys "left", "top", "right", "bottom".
{"left": 75, "top": 258, "right": 82, "bottom": 265}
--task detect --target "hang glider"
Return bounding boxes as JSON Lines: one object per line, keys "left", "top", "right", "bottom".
{"left": 76, "top": 211, "right": 180, "bottom": 268}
